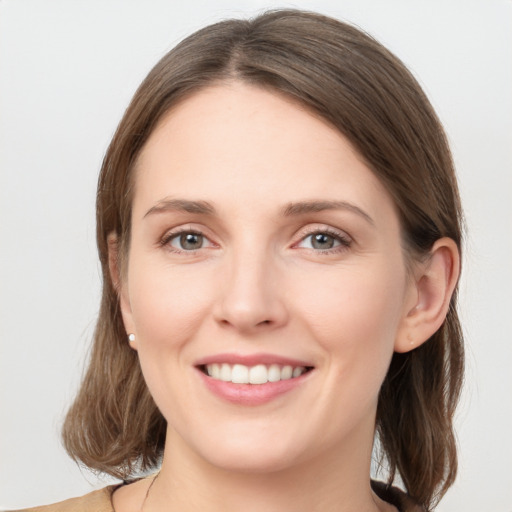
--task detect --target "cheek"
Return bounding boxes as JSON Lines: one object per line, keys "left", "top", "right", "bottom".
{"left": 127, "top": 260, "right": 214, "bottom": 352}
{"left": 290, "top": 264, "right": 407, "bottom": 438}
{"left": 293, "top": 262, "right": 406, "bottom": 372}
{"left": 125, "top": 261, "right": 217, "bottom": 419}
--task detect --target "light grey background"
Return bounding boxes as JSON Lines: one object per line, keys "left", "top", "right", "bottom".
{"left": 1, "top": 0, "right": 511, "bottom": 509}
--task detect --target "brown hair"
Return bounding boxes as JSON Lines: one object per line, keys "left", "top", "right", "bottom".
{"left": 62, "top": 9, "right": 464, "bottom": 509}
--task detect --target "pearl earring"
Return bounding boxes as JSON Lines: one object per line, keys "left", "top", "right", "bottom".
{"left": 128, "top": 333, "right": 135, "bottom": 343}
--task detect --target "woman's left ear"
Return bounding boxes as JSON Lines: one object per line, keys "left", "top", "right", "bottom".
{"left": 395, "top": 237, "right": 460, "bottom": 353}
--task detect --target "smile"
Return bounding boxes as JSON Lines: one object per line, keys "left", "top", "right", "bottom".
{"left": 195, "top": 354, "right": 315, "bottom": 405}
{"left": 202, "top": 363, "right": 310, "bottom": 384}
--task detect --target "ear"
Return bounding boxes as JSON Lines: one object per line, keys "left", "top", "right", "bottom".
{"left": 395, "top": 237, "right": 460, "bottom": 353}
{"left": 107, "top": 232, "right": 138, "bottom": 350}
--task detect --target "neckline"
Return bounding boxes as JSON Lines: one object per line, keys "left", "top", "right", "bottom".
{"left": 109, "top": 477, "right": 420, "bottom": 512}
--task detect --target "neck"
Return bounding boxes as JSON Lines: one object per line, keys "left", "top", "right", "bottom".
{"left": 144, "top": 424, "right": 393, "bottom": 512}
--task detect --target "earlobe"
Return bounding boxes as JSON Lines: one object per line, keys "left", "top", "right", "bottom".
{"left": 107, "top": 232, "right": 138, "bottom": 350}
{"left": 395, "top": 237, "right": 460, "bottom": 353}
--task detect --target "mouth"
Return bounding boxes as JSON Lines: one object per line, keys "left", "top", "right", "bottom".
{"left": 194, "top": 353, "right": 315, "bottom": 405}
{"left": 198, "top": 363, "right": 314, "bottom": 385}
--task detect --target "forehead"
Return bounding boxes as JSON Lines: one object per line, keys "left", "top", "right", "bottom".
{"left": 132, "top": 83, "right": 396, "bottom": 222}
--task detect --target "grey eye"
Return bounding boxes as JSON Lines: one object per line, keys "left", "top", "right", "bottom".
{"left": 310, "top": 233, "right": 337, "bottom": 249}
{"left": 298, "top": 232, "right": 343, "bottom": 251}
{"left": 172, "top": 232, "right": 205, "bottom": 250}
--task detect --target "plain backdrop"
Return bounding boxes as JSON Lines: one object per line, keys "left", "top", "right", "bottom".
{"left": 1, "top": 0, "right": 511, "bottom": 510}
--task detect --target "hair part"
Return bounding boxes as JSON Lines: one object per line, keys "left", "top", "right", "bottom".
{"left": 62, "top": 10, "right": 464, "bottom": 510}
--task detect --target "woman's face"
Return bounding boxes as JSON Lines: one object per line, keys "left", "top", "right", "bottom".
{"left": 120, "top": 83, "right": 417, "bottom": 473}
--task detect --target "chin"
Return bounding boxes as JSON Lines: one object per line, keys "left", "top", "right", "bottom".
{"left": 190, "top": 433, "right": 308, "bottom": 474}
{"left": 207, "top": 449, "right": 300, "bottom": 474}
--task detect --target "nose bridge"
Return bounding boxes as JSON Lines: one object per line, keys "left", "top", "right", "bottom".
{"left": 215, "top": 235, "right": 287, "bottom": 332}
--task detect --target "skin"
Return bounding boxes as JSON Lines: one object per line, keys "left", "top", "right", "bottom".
{"left": 111, "top": 83, "right": 459, "bottom": 512}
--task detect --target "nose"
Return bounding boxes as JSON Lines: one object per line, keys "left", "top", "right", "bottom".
{"left": 213, "top": 246, "right": 289, "bottom": 334}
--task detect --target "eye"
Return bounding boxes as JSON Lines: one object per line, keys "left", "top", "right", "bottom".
{"left": 173, "top": 232, "right": 204, "bottom": 250}
{"left": 163, "top": 230, "right": 214, "bottom": 252}
{"left": 296, "top": 230, "right": 351, "bottom": 252}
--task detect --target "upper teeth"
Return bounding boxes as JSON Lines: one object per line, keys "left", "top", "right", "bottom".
{"left": 205, "top": 363, "right": 307, "bottom": 384}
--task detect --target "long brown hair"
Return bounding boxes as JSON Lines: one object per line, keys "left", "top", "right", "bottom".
{"left": 62, "top": 10, "right": 464, "bottom": 509}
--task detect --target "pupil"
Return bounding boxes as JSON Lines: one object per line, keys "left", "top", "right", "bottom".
{"left": 312, "top": 233, "right": 334, "bottom": 249}
{"left": 181, "top": 233, "right": 202, "bottom": 250}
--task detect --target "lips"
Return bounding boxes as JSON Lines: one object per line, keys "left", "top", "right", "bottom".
{"left": 195, "top": 353, "right": 314, "bottom": 405}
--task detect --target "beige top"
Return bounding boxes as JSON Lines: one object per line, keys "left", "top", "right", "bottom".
{"left": 9, "top": 481, "right": 424, "bottom": 512}
{"left": 5, "top": 486, "right": 118, "bottom": 512}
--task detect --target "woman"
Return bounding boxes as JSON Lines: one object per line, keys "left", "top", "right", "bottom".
{"left": 16, "top": 9, "right": 463, "bottom": 512}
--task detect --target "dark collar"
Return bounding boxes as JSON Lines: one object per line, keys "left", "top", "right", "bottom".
{"left": 371, "top": 480, "right": 425, "bottom": 512}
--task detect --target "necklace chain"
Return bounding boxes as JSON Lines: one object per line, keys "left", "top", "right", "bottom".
{"left": 140, "top": 472, "right": 160, "bottom": 512}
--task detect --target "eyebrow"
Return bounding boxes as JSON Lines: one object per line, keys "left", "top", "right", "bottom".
{"left": 282, "top": 200, "right": 375, "bottom": 225}
{"left": 143, "top": 198, "right": 374, "bottom": 226}
{"left": 144, "top": 198, "right": 216, "bottom": 218}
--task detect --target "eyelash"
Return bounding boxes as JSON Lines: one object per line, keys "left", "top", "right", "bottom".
{"left": 160, "top": 228, "right": 213, "bottom": 254}
{"left": 294, "top": 227, "right": 352, "bottom": 254}
{"left": 160, "top": 226, "right": 352, "bottom": 255}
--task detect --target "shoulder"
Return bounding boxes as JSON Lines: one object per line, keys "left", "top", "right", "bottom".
{"left": 5, "top": 485, "right": 118, "bottom": 512}
{"left": 371, "top": 480, "right": 425, "bottom": 512}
